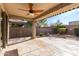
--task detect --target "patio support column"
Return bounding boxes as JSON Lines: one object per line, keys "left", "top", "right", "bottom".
{"left": 32, "top": 21, "right": 36, "bottom": 39}
{"left": 7, "top": 20, "right": 9, "bottom": 42}
{"left": 1, "top": 11, "right": 8, "bottom": 48}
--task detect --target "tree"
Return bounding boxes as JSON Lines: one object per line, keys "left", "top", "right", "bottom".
{"left": 25, "top": 19, "right": 48, "bottom": 28}
{"left": 25, "top": 21, "right": 32, "bottom": 28}
{"left": 37, "top": 19, "right": 48, "bottom": 27}
{"left": 53, "top": 20, "right": 63, "bottom": 26}
{"left": 52, "top": 20, "right": 67, "bottom": 34}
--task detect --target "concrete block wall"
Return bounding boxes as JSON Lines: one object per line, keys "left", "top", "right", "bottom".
{"left": 9, "top": 27, "right": 52, "bottom": 38}
{"left": 9, "top": 25, "right": 79, "bottom": 38}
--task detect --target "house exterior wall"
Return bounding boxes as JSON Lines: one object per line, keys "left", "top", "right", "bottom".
{"left": 69, "top": 21, "right": 79, "bottom": 25}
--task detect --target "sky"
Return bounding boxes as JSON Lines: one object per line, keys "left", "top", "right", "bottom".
{"left": 46, "top": 8, "right": 79, "bottom": 26}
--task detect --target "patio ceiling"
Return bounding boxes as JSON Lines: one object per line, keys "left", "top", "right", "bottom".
{"left": 0, "top": 3, "right": 79, "bottom": 21}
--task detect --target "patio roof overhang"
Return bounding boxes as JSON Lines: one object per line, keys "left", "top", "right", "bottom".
{"left": 0, "top": 3, "right": 79, "bottom": 48}
{"left": 0, "top": 3, "right": 79, "bottom": 21}
{"left": 36, "top": 3, "right": 79, "bottom": 21}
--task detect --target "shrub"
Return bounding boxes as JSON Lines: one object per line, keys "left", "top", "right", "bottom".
{"left": 53, "top": 27, "right": 59, "bottom": 34}
{"left": 52, "top": 24, "right": 67, "bottom": 34}
{"left": 58, "top": 28, "right": 67, "bottom": 34}
{"left": 74, "top": 28, "right": 79, "bottom": 37}
{"left": 39, "top": 33, "right": 44, "bottom": 36}
{"left": 57, "top": 25, "right": 66, "bottom": 28}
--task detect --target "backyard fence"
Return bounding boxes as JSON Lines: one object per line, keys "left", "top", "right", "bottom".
{"left": 9, "top": 27, "right": 52, "bottom": 38}
{"left": 9, "top": 25, "right": 76, "bottom": 38}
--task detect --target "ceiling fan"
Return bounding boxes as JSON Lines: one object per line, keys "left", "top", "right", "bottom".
{"left": 18, "top": 3, "right": 43, "bottom": 16}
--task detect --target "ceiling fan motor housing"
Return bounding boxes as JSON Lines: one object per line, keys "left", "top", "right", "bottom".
{"left": 29, "top": 10, "right": 33, "bottom": 13}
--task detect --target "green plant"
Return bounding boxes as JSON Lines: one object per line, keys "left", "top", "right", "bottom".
{"left": 25, "top": 21, "right": 32, "bottom": 28}
{"left": 57, "top": 25, "right": 66, "bottom": 28}
{"left": 53, "top": 24, "right": 67, "bottom": 34}
{"left": 74, "top": 28, "right": 79, "bottom": 37}
{"left": 11, "top": 24, "right": 23, "bottom": 27}
{"left": 39, "top": 33, "right": 44, "bottom": 36}
{"left": 53, "top": 27, "right": 59, "bottom": 34}
{"left": 26, "top": 19, "right": 48, "bottom": 28}
{"left": 52, "top": 20, "right": 67, "bottom": 34}
{"left": 58, "top": 28, "right": 67, "bottom": 34}
{"left": 37, "top": 19, "right": 48, "bottom": 27}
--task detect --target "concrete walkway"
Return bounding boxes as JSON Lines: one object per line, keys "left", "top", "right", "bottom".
{"left": 1, "top": 36, "right": 79, "bottom": 56}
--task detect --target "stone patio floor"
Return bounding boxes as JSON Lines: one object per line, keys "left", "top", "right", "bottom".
{"left": 1, "top": 36, "right": 79, "bottom": 56}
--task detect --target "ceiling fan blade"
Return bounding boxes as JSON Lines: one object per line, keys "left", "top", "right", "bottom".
{"left": 33, "top": 10, "right": 43, "bottom": 13}
{"left": 18, "top": 9, "right": 29, "bottom": 11}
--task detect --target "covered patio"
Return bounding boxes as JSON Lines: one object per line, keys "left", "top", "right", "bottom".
{"left": 1, "top": 36, "right": 79, "bottom": 56}
{"left": 0, "top": 3, "right": 79, "bottom": 56}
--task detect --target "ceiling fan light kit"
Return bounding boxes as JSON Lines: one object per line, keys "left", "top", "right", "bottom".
{"left": 18, "top": 3, "right": 43, "bottom": 17}
{"left": 29, "top": 13, "right": 35, "bottom": 16}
